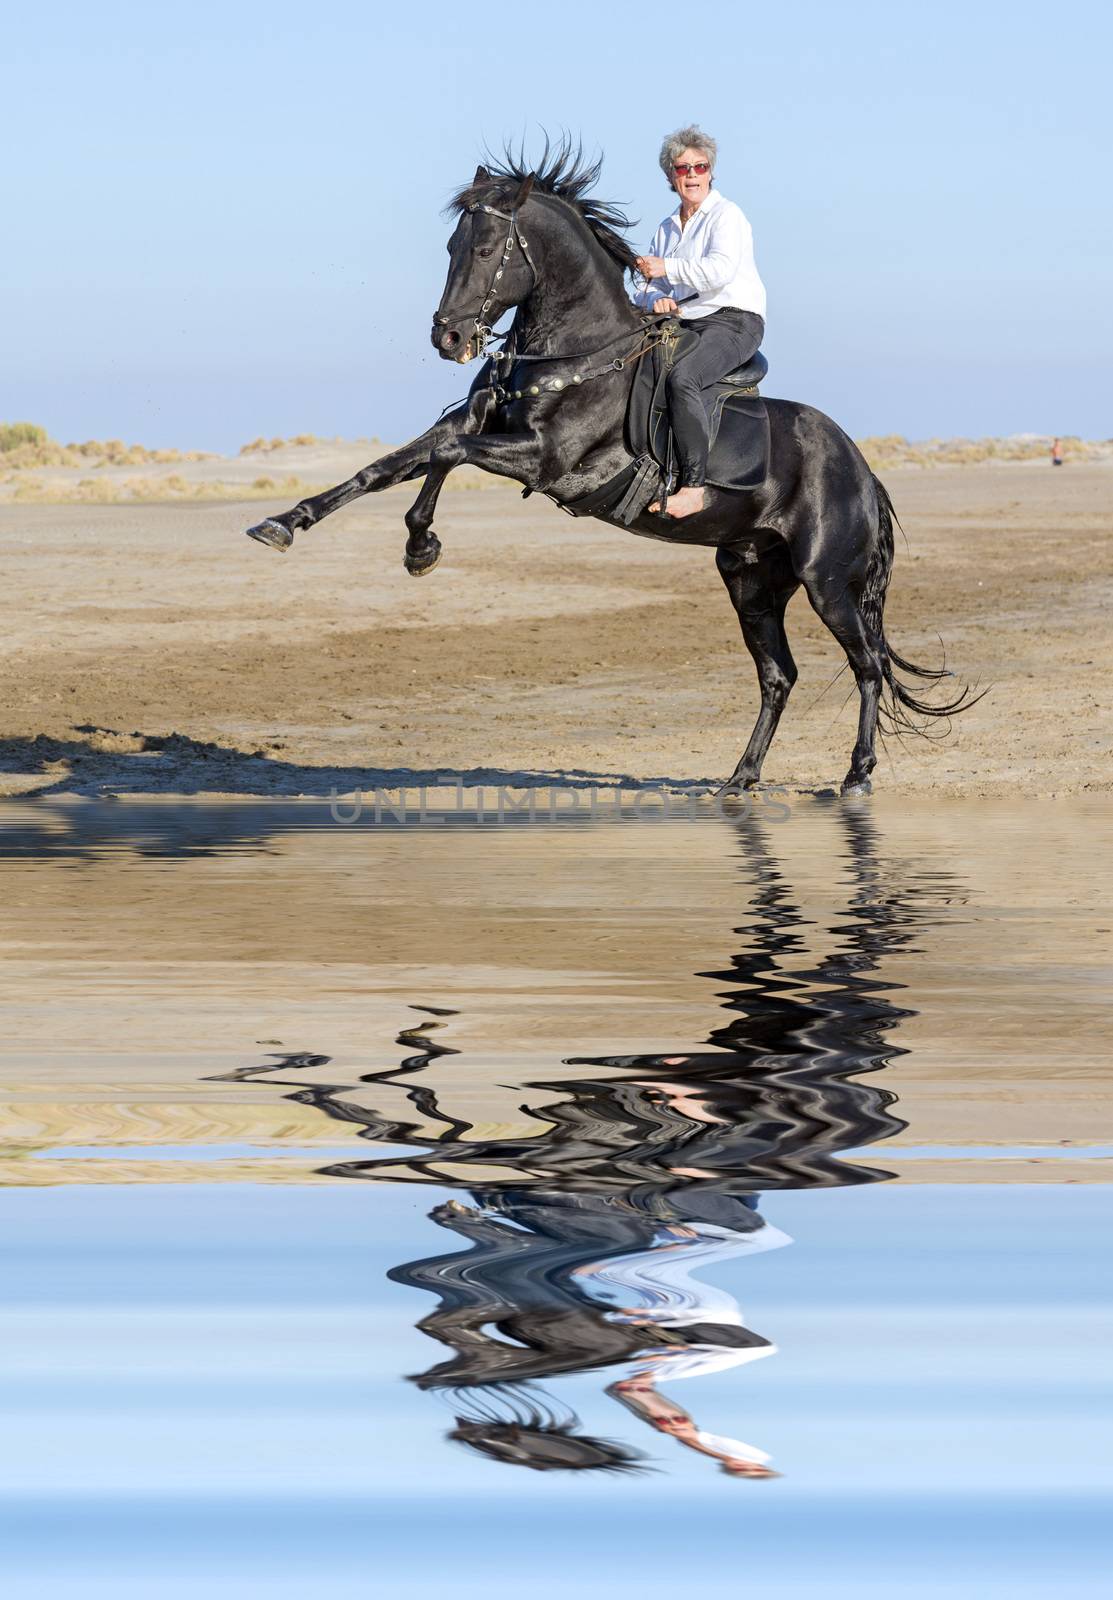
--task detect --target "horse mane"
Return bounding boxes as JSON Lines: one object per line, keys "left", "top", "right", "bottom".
{"left": 447, "top": 135, "right": 638, "bottom": 275}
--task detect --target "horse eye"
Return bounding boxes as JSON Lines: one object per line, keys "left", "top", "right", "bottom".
{"left": 476, "top": 246, "right": 494, "bottom": 259}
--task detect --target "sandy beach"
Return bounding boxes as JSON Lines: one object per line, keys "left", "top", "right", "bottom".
{"left": 0, "top": 443, "right": 1110, "bottom": 798}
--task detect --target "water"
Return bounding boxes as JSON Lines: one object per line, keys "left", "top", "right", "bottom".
{"left": 1, "top": 795, "right": 1110, "bottom": 1596}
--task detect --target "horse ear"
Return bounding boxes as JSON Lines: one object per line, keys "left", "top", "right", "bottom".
{"left": 473, "top": 164, "right": 490, "bottom": 183}
{"left": 514, "top": 173, "right": 535, "bottom": 206}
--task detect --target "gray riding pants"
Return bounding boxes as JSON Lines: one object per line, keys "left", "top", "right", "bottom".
{"left": 666, "top": 308, "right": 765, "bottom": 487}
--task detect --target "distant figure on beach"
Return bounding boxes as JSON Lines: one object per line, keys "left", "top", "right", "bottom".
{"left": 1052, "top": 438, "right": 1064, "bottom": 466}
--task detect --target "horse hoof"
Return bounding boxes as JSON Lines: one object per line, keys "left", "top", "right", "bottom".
{"left": 246, "top": 518, "right": 294, "bottom": 552}
{"left": 404, "top": 534, "right": 442, "bottom": 577}
{"left": 840, "top": 776, "right": 873, "bottom": 797}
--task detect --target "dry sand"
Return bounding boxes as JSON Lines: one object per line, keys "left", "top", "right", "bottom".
{"left": 1, "top": 444, "right": 1110, "bottom": 798}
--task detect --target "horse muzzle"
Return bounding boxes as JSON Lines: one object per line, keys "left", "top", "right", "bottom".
{"left": 431, "top": 316, "right": 476, "bottom": 363}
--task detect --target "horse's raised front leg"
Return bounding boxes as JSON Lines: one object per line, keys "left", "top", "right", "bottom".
{"left": 244, "top": 387, "right": 495, "bottom": 552}
{"left": 401, "top": 461, "right": 454, "bottom": 576}
{"left": 426, "top": 429, "right": 544, "bottom": 487}
{"left": 397, "top": 427, "right": 545, "bottom": 576}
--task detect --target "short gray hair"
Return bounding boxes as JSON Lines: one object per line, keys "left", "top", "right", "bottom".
{"left": 658, "top": 125, "right": 717, "bottom": 184}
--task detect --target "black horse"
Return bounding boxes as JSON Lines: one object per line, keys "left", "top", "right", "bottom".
{"left": 246, "top": 143, "right": 977, "bottom": 796}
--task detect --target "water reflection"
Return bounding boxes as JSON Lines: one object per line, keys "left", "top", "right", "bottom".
{"left": 213, "top": 805, "right": 962, "bottom": 1476}
{"left": 396, "top": 1190, "right": 787, "bottom": 1476}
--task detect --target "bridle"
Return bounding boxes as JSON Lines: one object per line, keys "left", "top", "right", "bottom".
{"left": 433, "top": 201, "right": 535, "bottom": 363}
{"left": 433, "top": 197, "right": 671, "bottom": 397}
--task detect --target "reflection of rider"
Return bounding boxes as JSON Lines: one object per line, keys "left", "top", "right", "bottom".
{"left": 610, "top": 1382, "right": 778, "bottom": 1479}
{"left": 633, "top": 123, "right": 766, "bottom": 522}
{"left": 396, "top": 1187, "right": 787, "bottom": 1480}
{"left": 573, "top": 1211, "right": 789, "bottom": 1479}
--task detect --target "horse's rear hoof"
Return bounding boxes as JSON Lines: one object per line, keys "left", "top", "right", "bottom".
{"left": 840, "top": 776, "right": 873, "bottom": 797}
{"left": 246, "top": 518, "right": 294, "bottom": 552}
{"left": 404, "top": 533, "right": 442, "bottom": 577}
{"left": 715, "top": 776, "right": 757, "bottom": 799}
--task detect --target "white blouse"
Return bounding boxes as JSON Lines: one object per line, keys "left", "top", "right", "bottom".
{"left": 633, "top": 189, "right": 767, "bottom": 321}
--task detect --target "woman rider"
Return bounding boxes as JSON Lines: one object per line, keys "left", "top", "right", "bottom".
{"left": 634, "top": 125, "right": 766, "bottom": 520}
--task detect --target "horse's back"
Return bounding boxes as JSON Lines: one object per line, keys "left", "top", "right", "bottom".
{"left": 749, "top": 399, "right": 881, "bottom": 581}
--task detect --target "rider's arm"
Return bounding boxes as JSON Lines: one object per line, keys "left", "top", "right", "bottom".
{"left": 631, "top": 222, "right": 671, "bottom": 308}
{"left": 663, "top": 203, "right": 749, "bottom": 296}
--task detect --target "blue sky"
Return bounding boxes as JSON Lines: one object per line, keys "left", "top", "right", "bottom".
{"left": 2, "top": 0, "right": 1110, "bottom": 450}
{"left": 1, "top": 1181, "right": 1110, "bottom": 1600}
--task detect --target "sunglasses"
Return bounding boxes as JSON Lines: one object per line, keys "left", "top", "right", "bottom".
{"left": 673, "top": 161, "right": 710, "bottom": 176}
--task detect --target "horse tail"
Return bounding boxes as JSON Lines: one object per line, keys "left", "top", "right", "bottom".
{"left": 863, "top": 475, "right": 985, "bottom": 732}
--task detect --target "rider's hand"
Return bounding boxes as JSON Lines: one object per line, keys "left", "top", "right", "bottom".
{"left": 636, "top": 255, "right": 667, "bottom": 279}
{"left": 651, "top": 297, "right": 679, "bottom": 314}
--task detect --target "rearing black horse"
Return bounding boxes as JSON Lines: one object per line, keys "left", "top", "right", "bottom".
{"left": 246, "top": 144, "right": 977, "bottom": 796}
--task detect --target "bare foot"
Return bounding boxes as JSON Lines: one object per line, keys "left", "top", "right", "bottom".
{"left": 648, "top": 485, "right": 706, "bottom": 519}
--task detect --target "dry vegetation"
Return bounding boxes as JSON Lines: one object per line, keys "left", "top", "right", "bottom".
{"left": 4, "top": 421, "right": 1112, "bottom": 506}
{"left": 7, "top": 473, "right": 324, "bottom": 505}
{"left": 858, "top": 433, "right": 1112, "bottom": 469}
{"left": 237, "top": 433, "right": 381, "bottom": 455}
{"left": 0, "top": 421, "right": 217, "bottom": 470}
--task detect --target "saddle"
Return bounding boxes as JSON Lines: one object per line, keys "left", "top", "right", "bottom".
{"left": 626, "top": 319, "right": 770, "bottom": 492}
{"left": 560, "top": 318, "right": 769, "bottom": 526}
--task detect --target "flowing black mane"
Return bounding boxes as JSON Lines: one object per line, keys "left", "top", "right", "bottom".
{"left": 447, "top": 138, "right": 637, "bottom": 276}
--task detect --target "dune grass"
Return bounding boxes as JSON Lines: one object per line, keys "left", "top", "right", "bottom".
{"left": 4, "top": 421, "right": 1109, "bottom": 504}
{"left": 7, "top": 474, "right": 327, "bottom": 505}
{"left": 0, "top": 420, "right": 217, "bottom": 470}
{"left": 4, "top": 466, "right": 505, "bottom": 505}
{"left": 858, "top": 434, "right": 1107, "bottom": 469}
{"left": 237, "top": 434, "right": 384, "bottom": 455}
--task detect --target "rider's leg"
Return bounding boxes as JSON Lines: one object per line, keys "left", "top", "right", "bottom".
{"left": 651, "top": 311, "right": 764, "bottom": 520}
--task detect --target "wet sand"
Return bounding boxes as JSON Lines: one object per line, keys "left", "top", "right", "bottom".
{"left": 1, "top": 798, "right": 1109, "bottom": 1185}
{"left": 1, "top": 453, "right": 1110, "bottom": 798}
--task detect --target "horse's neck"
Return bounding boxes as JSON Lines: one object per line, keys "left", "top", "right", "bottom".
{"left": 514, "top": 219, "right": 639, "bottom": 355}
{"left": 513, "top": 292, "right": 636, "bottom": 358}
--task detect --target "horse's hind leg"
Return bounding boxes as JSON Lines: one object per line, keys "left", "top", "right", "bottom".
{"left": 804, "top": 581, "right": 884, "bottom": 796}
{"left": 716, "top": 543, "right": 799, "bottom": 793}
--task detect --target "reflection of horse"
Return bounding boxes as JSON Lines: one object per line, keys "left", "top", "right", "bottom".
{"left": 246, "top": 141, "right": 978, "bottom": 797}
{"left": 213, "top": 804, "right": 963, "bottom": 1474}
{"left": 392, "top": 1189, "right": 785, "bottom": 1477}
{"left": 210, "top": 806, "right": 917, "bottom": 1190}
{"left": 313, "top": 804, "right": 914, "bottom": 1193}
